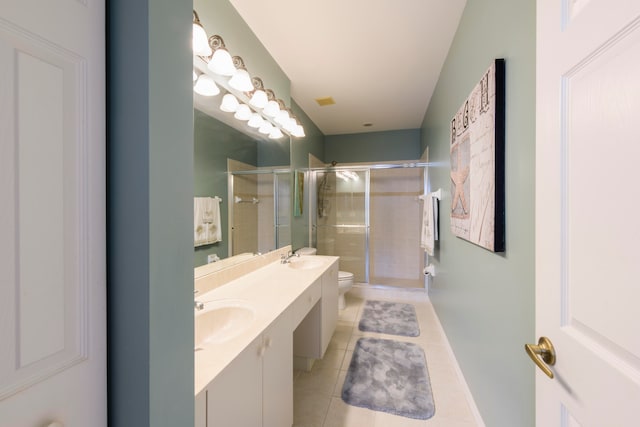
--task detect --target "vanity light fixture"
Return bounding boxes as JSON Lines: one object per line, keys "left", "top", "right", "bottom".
{"left": 228, "top": 56, "right": 254, "bottom": 92}
{"left": 192, "top": 10, "right": 306, "bottom": 139}
{"left": 220, "top": 93, "right": 240, "bottom": 113}
{"left": 193, "top": 74, "right": 220, "bottom": 96}
{"left": 192, "top": 11, "right": 212, "bottom": 57}
{"left": 207, "top": 35, "right": 236, "bottom": 76}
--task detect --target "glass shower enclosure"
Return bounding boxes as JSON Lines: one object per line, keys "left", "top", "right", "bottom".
{"left": 310, "top": 163, "right": 427, "bottom": 288}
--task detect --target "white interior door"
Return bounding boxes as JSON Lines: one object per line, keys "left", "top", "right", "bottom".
{"left": 535, "top": 0, "right": 640, "bottom": 425}
{"left": 0, "top": 0, "right": 105, "bottom": 426}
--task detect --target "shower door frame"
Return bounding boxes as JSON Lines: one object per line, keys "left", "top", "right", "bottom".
{"left": 308, "top": 162, "right": 428, "bottom": 287}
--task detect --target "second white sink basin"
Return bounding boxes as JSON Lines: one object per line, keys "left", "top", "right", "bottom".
{"left": 195, "top": 299, "right": 255, "bottom": 348}
{"left": 287, "top": 258, "right": 326, "bottom": 270}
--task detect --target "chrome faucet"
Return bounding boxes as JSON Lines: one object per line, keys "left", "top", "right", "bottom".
{"left": 280, "top": 250, "right": 299, "bottom": 264}
{"left": 194, "top": 290, "right": 204, "bottom": 311}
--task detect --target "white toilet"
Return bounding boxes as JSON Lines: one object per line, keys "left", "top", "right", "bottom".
{"left": 296, "top": 247, "right": 354, "bottom": 310}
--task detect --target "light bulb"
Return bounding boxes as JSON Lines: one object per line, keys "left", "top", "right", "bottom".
{"left": 269, "top": 127, "right": 284, "bottom": 139}
{"left": 228, "top": 69, "right": 254, "bottom": 92}
{"left": 249, "top": 89, "right": 268, "bottom": 109}
{"left": 208, "top": 49, "right": 236, "bottom": 76}
{"left": 274, "top": 109, "right": 290, "bottom": 126}
{"left": 193, "top": 74, "right": 220, "bottom": 96}
{"left": 263, "top": 100, "right": 280, "bottom": 118}
{"left": 247, "top": 113, "right": 264, "bottom": 128}
{"left": 193, "top": 23, "right": 212, "bottom": 56}
{"left": 234, "top": 104, "right": 252, "bottom": 121}
{"left": 258, "top": 122, "right": 273, "bottom": 135}
{"left": 220, "top": 93, "right": 239, "bottom": 112}
{"left": 292, "top": 125, "right": 306, "bottom": 138}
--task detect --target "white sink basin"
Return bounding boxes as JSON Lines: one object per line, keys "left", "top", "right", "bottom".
{"left": 287, "top": 258, "right": 326, "bottom": 270}
{"left": 195, "top": 299, "right": 255, "bottom": 348}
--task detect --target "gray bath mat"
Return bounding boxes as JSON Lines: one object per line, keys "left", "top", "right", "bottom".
{"left": 342, "top": 337, "right": 435, "bottom": 420}
{"left": 358, "top": 300, "right": 420, "bottom": 337}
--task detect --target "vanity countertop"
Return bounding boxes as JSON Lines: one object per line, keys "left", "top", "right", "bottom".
{"left": 194, "top": 255, "right": 338, "bottom": 395}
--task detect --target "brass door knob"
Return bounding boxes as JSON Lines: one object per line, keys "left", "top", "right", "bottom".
{"left": 525, "top": 336, "right": 556, "bottom": 379}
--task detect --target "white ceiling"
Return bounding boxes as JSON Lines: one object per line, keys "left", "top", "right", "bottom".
{"left": 228, "top": 0, "right": 467, "bottom": 136}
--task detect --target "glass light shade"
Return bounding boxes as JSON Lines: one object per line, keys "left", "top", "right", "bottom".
{"left": 234, "top": 104, "right": 252, "bottom": 121}
{"left": 228, "top": 69, "right": 254, "bottom": 92}
{"left": 263, "top": 100, "right": 280, "bottom": 118}
{"left": 247, "top": 113, "right": 264, "bottom": 128}
{"left": 269, "top": 127, "right": 284, "bottom": 139}
{"left": 274, "top": 109, "right": 290, "bottom": 126}
{"left": 220, "top": 93, "right": 239, "bottom": 112}
{"left": 292, "top": 125, "right": 306, "bottom": 138}
{"left": 283, "top": 117, "right": 297, "bottom": 133}
{"left": 258, "top": 122, "right": 274, "bottom": 135}
{"left": 193, "top": 74, "right": 220, "bottom": 96}
{"left": 193, "top": 70, "right": 197, "bottom": 81}
{"left": 208, "top": 49, "right": 236, "bottom": 76}
{"left": 193, "top": 24, "right": 212, "bottom": 56}
{"left": 249, "top": 90, "right": 268, "bottom": 109}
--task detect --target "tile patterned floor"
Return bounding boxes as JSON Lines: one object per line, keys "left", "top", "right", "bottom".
{"left": 293, "top": 287, "right": 481, "bottom": 427}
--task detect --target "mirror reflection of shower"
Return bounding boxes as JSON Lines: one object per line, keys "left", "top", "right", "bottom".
{"left": 229, "top": 168, "right": 291, "bottom": 256}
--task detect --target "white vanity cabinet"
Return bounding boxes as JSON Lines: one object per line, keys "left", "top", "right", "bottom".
{"left": 293, "top": 259, "right": 339, "bottom": 359}
{"left": 205, "top": 310, "right": 293, "bottom": 427}
{"left": 320, "top": 260, "right": 339, "bottom": 355}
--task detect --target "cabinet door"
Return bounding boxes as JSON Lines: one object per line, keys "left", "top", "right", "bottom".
{"left": 262, "top": 309, "right": 293, "bottom": 427}
{"left": 320, "top": 261, "right": 339, "bottom": 357}
{"left": 207, "top": 336, "right": 262, "bottom": 427}
{"left": 195, "top": 390, "right": 206, "bottom": 427}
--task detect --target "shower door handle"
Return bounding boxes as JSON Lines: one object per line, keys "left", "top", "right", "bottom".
{"left": 524, "top": 336, "right": 556, "bottom": 379}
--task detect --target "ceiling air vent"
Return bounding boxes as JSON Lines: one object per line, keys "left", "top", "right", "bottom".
{"left": 315, "top": 97, "right": 336, "bottom": 106}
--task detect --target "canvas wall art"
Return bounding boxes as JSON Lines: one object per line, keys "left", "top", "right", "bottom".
{"left": 450, "top": 59, "right": 505, "bottom": 252}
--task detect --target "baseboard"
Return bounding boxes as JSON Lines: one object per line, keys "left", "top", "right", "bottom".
{"left": 430, "top": 304, "right": 486, "bottom": 427}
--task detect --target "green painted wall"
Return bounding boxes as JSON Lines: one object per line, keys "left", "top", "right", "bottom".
{"left": 193, "top": 109, "right": 259, "bottom": 267}
{"left": 325, "top": 129, "right": 421, "bottom": 164}
{"left": 108, "top": 0, "right": 194, "bottom": 425}
{"left": 420, "top": 0, "right": 535, "bottom": 426}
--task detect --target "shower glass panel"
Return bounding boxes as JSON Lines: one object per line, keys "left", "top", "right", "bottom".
{"left": 315, "top": 169, "right": 369, "bottom": 282}
{"left": 230, "top": 170, "right": 291, "bottom": 256}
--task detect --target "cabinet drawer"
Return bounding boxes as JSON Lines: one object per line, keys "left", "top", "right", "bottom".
{"left": 292, "top": 279, "right": 321, "bottom": 327}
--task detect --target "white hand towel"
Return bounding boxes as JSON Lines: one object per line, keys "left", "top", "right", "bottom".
{"left": 194, "top": 197, "right": 207, "bottom": 246}
{"left": 421, "top": 194, "right": 436, "bottom": 256}
{"left": 206, "top": 197, "right": 222, "bottom": 244}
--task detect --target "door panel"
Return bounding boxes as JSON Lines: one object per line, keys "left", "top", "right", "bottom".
{"left": 536, "top": 0, "right": 640, "bottom": 425}
{"left": 0, "top": 0, "right": 105, "bottom": 425}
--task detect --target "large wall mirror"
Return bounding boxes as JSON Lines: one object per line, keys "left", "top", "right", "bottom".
{"left": 194, "top": 94, "right": 291, "bottom": 268}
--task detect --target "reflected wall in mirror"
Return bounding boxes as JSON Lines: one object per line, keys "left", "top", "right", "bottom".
{"left": 194, "top": 108, "right": 291, "bottom": 268}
